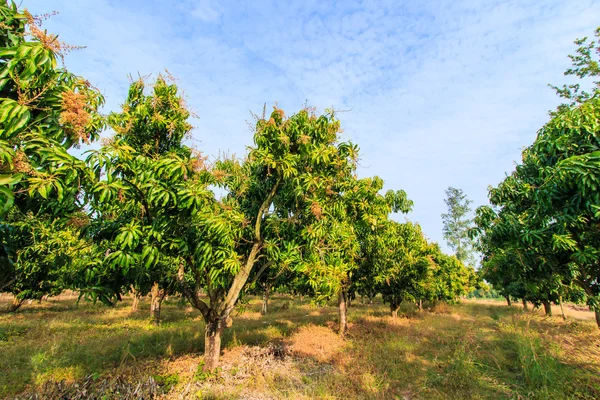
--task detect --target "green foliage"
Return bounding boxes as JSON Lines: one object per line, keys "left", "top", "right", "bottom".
{"left": 153, "top": 373, "right": 180, "bottom": 392}
{"left": 441, "top": 186, "right": 476, "bottom": 265}
{"left": 173, "top": 106, "right": 368, "bottom": 327}
{"left": 194, "top": 361, "right": 220, "bottom": 382}
{"left": 550, "top": 27, "right": 600, "bottom": 110}
{"left": 473, "top": 27, "right": 600, "bottom": 322}
{"left": 85, "top": 75, "right": 198, "bottom": 305}
{"left": 430, "top": 246, "right": 473, "bottom": 303}
{"left": 0, "top": 2, "right": 104, "bottom": 213}
{"left": 467, "top": 287, "right": 500, "bottom": 299}
{"left": 2, "top": 211, "right": 96, "bottom": 302}
{"left": 0, "top": 1, "right": 104, "bottom": 303}
{"left": 356, "top": 216, "right": 472, "bottom": 313}
{"left": 361, "top": 220, "right": 431, "bottom": 307}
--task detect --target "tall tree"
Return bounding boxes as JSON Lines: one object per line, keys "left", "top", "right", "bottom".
{"left": 550, "top": 26, "right": 600, "bottom": 111}
{"left": 332, "top": 175, "right": 412, "bottom": 334}
{"left": 86, "top": 74, "right": 193, "bottom": 322}
{"left": 0, "top": 1, "right": 104, "bottom": 306}
{"left": 441, "top": 187, "right": 475, "bottom": 265}
{"left": 168, "top": 107, "right": 361, "bottom": 371}
{"left": 472, "top": 26, "right": 600, "bottom": 327}
{"left": 362, "top": 220, "right": 432, "bottom": 317}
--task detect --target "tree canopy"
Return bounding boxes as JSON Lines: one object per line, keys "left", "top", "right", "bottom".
{"left": 473, "top": 27, "right": 600, "bottom": 326}
{"left": 0, "top": 2, "right": 104, "bottom": 307}
{"left": 442, "top": 186, "right": 476, "bottom": 265}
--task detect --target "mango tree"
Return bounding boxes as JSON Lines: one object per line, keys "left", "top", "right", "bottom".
{"left": 86, "top": 75, "right": 193, "bottom": 323}
{"left": 0, "top": 1, "right": 104, "bottom": 305}
{"left": 248, "top": 257, "right": 294, "bottom": 315}
{"left": 2, "top": 212, "right": 97, "bottom": 311}
{"left": 160, "top": 107, "right": 361, "bottom": 370}
{"left": 473, "top": 27, "right": 600, "bottom": 326}
{"left": 362, "top": 220, "right": 433, "bottom": 317}
{"left": 429, "top": 245, "right": 472, "bottom": 303}
{"left": 336, "top": 176, "right": 412, "bottom": 330}
{"left": 472, "top": 203, "right": 567, "bottom": 315}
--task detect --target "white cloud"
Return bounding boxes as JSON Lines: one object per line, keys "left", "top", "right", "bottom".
{"left": 187, "top": 0, "right": 221, "bottom": 22}
{"left": 24, "top": 0, "right": 600, "bottom": 254}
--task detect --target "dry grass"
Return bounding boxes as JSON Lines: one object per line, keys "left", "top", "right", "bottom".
{"left": 1, "top": 295, "right": 599, "bottom": 399}
{"left": 286, "top": 324, "right": 345, "bottom": 362}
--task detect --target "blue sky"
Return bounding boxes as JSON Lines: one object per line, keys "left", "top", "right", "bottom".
{"left": 24, "top": 0, "right": 600, "bottom": 255}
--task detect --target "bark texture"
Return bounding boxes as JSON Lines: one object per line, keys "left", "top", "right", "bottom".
{"left": 522, "top": 298, "right": 528, "bottom": 311}
{"left": 203, "top": 318, "right": 225, "bottom": 372}
{"left": 261, "top": 284, "right": 270, "bottom": 315}
{"left": 338, "top": 291, "right": 348, "bottom": 336}
{"left": 542, "top": 300, "right": 552, "bottom": 316}
{"left": 131, "top": 286, "right": 141, "bottom": 312}
{"left": 150, "top": 283, "right": 166, "bottom": 325}
{"left": 8, "top": 297, "right": 23, "bottom": 313}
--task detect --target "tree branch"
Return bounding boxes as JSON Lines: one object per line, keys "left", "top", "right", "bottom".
{"left": 255, "top": 177, "right": 281, "bottom": 241}
{"left": 249, "top": 261, "right": 273, "bottom": 288}
{"left": 219, "top": 176, "right": 282, "bottom": 316}
{"left": 122, "top": 178, "right": 152, "bottom": 223}
{"left": 177, "top": 262, "right": 209, "bottom": 317}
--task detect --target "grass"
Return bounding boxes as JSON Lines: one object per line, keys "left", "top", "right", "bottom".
{"left": 0, "top": 295, "right": 599, "bottom": 399}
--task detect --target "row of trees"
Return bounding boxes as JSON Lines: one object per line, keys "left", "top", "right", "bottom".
{"left": 0, "top": 1, "right": 476, "bottom": 371}
{"left": 472, "top": 27, "right": 600, "bottom": 327}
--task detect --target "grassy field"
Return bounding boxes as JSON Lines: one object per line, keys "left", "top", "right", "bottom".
{"left": 1, "top": 295, "right": 599, "bottom": 399}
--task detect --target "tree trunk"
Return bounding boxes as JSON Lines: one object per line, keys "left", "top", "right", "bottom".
{"left": 203, "top": 318, "right": 224, "bottom": 372}
{"left": 505, "top": 296, "right": 512, "bottom": 306}
{"left": 369, "top": 296, "right": 373, "bottom": 305}
{"left": 150, "top": 283, "right": 166, "bottom": 325}
{"left": 390, "top": 301, "right": 400, "bottom": 318}
{"left": 542, "top": 300, "right": 552, "bottom": 316}
{"left": 188, "top": 182, "right": 282, "bottom": 372}
{"left": 131, "top": 286, "right": 141, "bottom": 312}
{"left": 418, "top": 299, "right": 423, "bottom": 312}
{"left": 595, "top": 309, "right": 600, "bottom": 329}
{"left": 338, "top": 291, "right": 347, "bottom": 336}
{"left": 8, "top": 297, "right": 23, "bottom": 313}
{"left": 347, "top": 294, "right": 352, "bottom": 308}
{"left": 559, "top": 301, "right": 566, "bottom": 320}
{"left": 521, "top": 298, "right": 528, "bottom": 311}
{"left": 261, "top": 284, "right": 270, "bottom": 315}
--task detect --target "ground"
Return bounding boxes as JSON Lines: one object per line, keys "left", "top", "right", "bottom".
{"left": 0, "top": 294, "right": 599, "bottom": 399}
